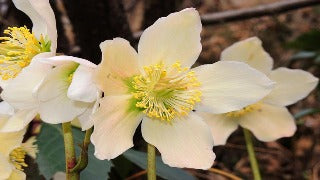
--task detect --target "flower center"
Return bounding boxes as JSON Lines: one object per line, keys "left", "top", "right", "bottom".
{"left": 132, "top": 61, "right": 202, "bottom": 122}
{"left": 225, "top": 103, "right": 262, "bottom": 118}
{"left": 9, "top": 147, "right": 28, "bottom": 171}
{"left": 0, "top": 26, "right": 51, "bottom": 80}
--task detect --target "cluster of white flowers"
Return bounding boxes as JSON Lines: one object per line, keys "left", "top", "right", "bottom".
{"left": 0, "top": 0, "right": 318, "bottom": 178}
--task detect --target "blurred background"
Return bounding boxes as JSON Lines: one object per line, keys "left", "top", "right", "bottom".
{"left": 1, "top": 0, "right": 320, "bottom": 179}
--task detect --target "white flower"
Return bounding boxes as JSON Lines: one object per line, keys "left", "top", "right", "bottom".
{"left": 35, "top": 56, "right": 100, "bottom": 130}
{"left": 91, "top": 9, "right": 274, "bottom": 169}
{"left": 0, "top": 0, "right": 57, "bottom": 132}
{"left": 0, "top": 117, "right": 38, "bottom": 180}
{"left": 199, "top": 37, "right": 319, "bottom": 145}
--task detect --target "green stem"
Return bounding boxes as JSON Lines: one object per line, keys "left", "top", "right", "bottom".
{"left": 71, "top": 127, "right": 93, "bottom": 172}
{"left": 147, "top": 143, "right": 156, "bottom": 180}
{"left": 243, "top": 128, "right": 262, "bottom": 180}
{"left": 62, "top": 122, "right": 79, "bottom": 180}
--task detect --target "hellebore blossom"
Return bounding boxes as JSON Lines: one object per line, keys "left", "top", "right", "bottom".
{"left": 91, "top": 9, "right": 274, "bottom": 169}
{"left": 35, "top": 56, "right": 100, "bottom": 130}
{"left": 0, "top": 0, "right": 57, "bottom": 132}
{"left": 199, "top": 37, "right": 319, "bottom": 145}
{"left": 0, "top": 118, "right": 38, "bottom": 180}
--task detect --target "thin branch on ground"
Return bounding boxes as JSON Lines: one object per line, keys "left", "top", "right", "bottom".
{"left": 133, "top": 0, "right": 320, "bottom": 39}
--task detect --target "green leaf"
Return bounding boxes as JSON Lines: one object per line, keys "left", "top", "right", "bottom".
{"left": 287, "top": 29, "right": 320, "bottom": 51}
{"left": 123, "top": 149, "right": 196, "bottom": 180}
{"left": 36, "top": 123, "right": 112, "bottom": 179}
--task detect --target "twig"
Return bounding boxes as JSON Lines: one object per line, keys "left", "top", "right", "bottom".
{"left": 201, "top": 0, "right": 320, "bottom": 25}
{"left": 208, "top": 168, "right": 243, "bottom": 180}
{"left": 133, "top": 0, "right": 320, "bottom": 39}
{"left": 70, "top": 127, "right": 93, "bottom": 173}
{"left": 126, "top": 170, "right": 147, "bottom": 180}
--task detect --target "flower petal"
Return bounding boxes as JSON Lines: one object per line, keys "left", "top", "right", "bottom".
{"left": 13, "top": 0, "right": 57, "bottom": 52}
{"left": 1, "top": 60, "right": 52, "bottom": 110}
{"left": 0, "top": 101, "right": 14, "bottom": 116}
{"left": 197, "top": 112, "right": 238, "bottom": 146}
{"left": 138, "top": 8, "right": 201, "bottom": 69}
{"left": 194, "top": 61, "right": 274, "bottom": 114}
{"left": 67, "top": 65, "right": 99, "bottom": 103}
{"left": 8, "top": 169, "right": 26, "bottom": 180}
{"left": 95, "top": 38, "right": 140, "bottom": 95}
{"left": 37, "top": 62, "right": 90, "bottom": 123}
{"left": 91, "top": 95, "right": 143, "bottom": 160}
{"left": 239, "top": 103, "right": 296, "bottom": 141}
{"left": 77, "top": 105, "right": 94, "bottom": 131}
{"left": 221, "top": 37, "right": 273, "bottom": 74}
{"left": 38, "top": 55, "right": 96, "bottom": 68}
{"left": 141, "top": 112, "right": 215, "bottom": 169}
{"left": 263, "top": 67, "right": 319, "bottom": 106}
{"left": 0, "top": 109, "right": 37, "bottom": 133}
{"left": 0, "top": 129, "right": 25, "bottom": 156}
{"left": 0, "top": 154, "right": 13, "bottom": 180}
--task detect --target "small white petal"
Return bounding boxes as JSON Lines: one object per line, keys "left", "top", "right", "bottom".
{"left": 1, "top": 60, "right": 52, "bottom": 110}
{"left": 77, "top": 105, "right": 94, "bottom": 131}
{"left": 36, "top": 62, "right": 90, "bottom": 124}
{"left": 0, "top": 154, "right": 13, "bottom": 180}
{"left": 0, "top": 101, "right": 14, "bottom": 116}
{"left": 197, "top": 112, "right": 238, "bottom": 146}
{"left": 263, "top": 67, "right": 319, "bottom": 106}
{"left": 138, "top": 8, "right": 201, "bottom": 69}
{"left": 13, "top": 0, "right": 57, "bottom": 52}
{"left": 0, "top": 109, "right": 37, "bottom": 133}
{"left": 95, "top": 38, "right": 140, "bottom": 95}
{"left": 67, "top": 65, "right": 99, "bottom": 103}
{"left": 239, "top": 103, "right": 296, "bottom": 141}
{"left": 141, "top": 112, "right": 215, "bottom": 169}
{"left": 38, "top": 55, "right": 96, "bottom": 68}
{"left": 91, "top": 95, "right": 143, "bottom": 160}
{"left": 0, "top": 129, "right": 25, "bottom": 156}
{"left": 221, "top": 37, "right": 273, "bottom": 74}
{"left": 194, "top": 61, "right": 274, "bottom": 114}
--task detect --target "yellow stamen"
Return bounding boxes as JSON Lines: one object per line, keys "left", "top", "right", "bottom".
{"left": 225, "top": 103, "right": 262, "bottom": 118}
{"left": 132, "top": 61, "right": 202, "bottom": 122}
{"left": 9, "top": 147, "right": 28, "bottom": 171}
{"left": 0, "top": 26, "right": 50, "bottom": 80}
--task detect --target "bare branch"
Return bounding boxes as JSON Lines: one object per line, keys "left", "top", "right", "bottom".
{"left": 133, "top": 0, "right": 320, "bottom": 39}
{"left": 201, "top": 0, "right": 320, "bottom": 25}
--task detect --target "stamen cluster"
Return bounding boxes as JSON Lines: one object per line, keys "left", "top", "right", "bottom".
{"left": 9, "top": 147, "right": 28, "bottom": 171}
{"left": 0, "top": 26, "right": 51, "bottom": 80}
{"left": 132, "top": 62, "right": 202, "bottom": 122}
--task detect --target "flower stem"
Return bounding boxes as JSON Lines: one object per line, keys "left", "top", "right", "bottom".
{"left": 243, "top": 128, "right": 262, "bottom": 180}
{"left": 62, "top": 122, "right": 79, "bottom": 180}
{"left": 71, "top": 127, "right": 93, "bottom": 173}
{"left": 147, "top": 143, "right": 156, "bottom": 180}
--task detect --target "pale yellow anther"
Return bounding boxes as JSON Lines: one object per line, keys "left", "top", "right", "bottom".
{"left": 10, "top": 147, "right": 28, "bottom": 171}
{"left": 226, "top": 103, "right": 262, "bottom": 118}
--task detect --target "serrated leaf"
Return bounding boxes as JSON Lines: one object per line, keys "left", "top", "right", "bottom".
{"left": 36, "top": 123, "right": 112, "bottom": 179}
{"left": 123, "top": 149, "right": 196, "bottom": 180}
